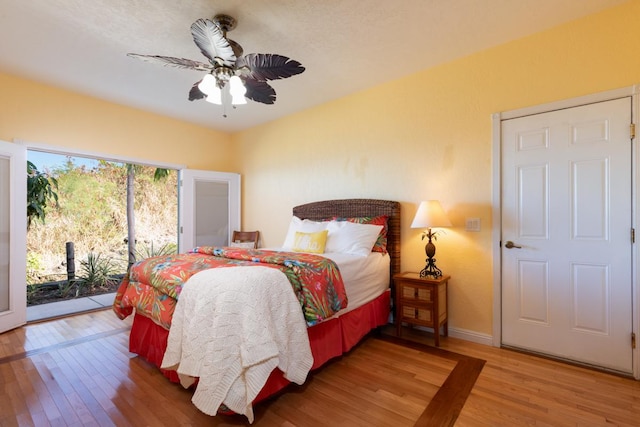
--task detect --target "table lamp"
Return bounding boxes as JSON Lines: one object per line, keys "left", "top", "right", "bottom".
{"left": 410, "top": 200, "right": 452, "bottom": 278}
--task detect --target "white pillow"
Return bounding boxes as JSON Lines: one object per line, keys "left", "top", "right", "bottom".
{"left": 325, "top": 220, "right": 383, "bottom": 256}
{"left": 282, "top": 217, "right": 328, "bottom": 249}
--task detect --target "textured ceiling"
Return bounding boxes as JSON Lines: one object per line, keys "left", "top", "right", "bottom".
{"left": 0, "top": 0, "right": 627, "bottom": 132}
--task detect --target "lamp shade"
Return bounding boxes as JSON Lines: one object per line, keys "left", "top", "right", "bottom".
{"left": 229, "top": 75, "right": 247, "bottom": 105}
{"left": 410, "top": 200, "right": 452, "bottom": 229}
{"left": 229, "top": 75, "right": 245, "bottom": 95}
{"left": 205, "top": 86, "right": 222, "bottom": 105}
{"left": 198, "top": 73, "right": 216, "bottom": 95}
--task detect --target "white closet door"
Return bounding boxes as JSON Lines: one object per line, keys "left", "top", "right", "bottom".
{"left": 501, "top": 97, "right": 633, "bottom": 373}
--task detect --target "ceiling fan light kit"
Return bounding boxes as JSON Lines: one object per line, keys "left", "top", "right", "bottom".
{"left": 128, "top": 13, "right": 304, "bottom": 117}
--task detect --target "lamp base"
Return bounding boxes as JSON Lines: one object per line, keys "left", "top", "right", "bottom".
{"left": 419, "top": 258, "right": 443, "bottom": 279}
{"left": 420, "top": 231, "right": 443, "bottom": 278}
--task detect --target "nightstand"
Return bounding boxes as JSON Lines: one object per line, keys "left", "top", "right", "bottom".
{"left": 393, "top": 272, "right": 449, "bottom": 346}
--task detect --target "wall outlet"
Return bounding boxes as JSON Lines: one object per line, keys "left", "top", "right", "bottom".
{"left": 465, "top": 217, "right": 481, "bottom": 232}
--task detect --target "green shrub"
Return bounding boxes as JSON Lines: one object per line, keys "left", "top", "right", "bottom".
{"left": 135, "top": 241, "right": 177, "bottom": 260}
{"left": 74, "top": 252, "right": 122, "bottom": 297}
{"left": 26, "top": 252, "right": 43, "bottom": 285}
{"left": 26, "top": 283, "right": 40, "bottom": 305}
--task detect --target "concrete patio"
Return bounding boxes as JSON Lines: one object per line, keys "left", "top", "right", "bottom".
{"left": 27, "top": 292, "right": 116, "bottom": 322}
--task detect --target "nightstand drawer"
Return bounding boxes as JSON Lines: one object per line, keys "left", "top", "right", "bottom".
{"left": 401, "top": 305, "right": 433, "bottom": 323}
{"left": 401, "top": 285, "right": 433, "bottom": 302}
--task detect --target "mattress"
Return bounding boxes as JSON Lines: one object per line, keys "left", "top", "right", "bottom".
{"left": 317, "top": 251, "right": 390, "bottom": 313}
{"left": 265, "top": 248, "right": 390, "bottom": 314}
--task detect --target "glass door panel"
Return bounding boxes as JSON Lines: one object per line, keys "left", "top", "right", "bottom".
{"left": 178, "top": 169, "right": 240, "bottom": 253}
{"left": 194, "top": 180, "right": 230, "bottom": 247}
{"left": 0, "top": 140, "right": 26, "bottom": 333}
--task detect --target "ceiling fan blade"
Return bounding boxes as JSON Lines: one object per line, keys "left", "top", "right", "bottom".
{"left": 243, "top": 78, "right": 276, "bottom": 104}
{"left": 238, "top": 53, "right": 305, "bottom": 81}
{"left": 227, "top": 39, "right": 244, "bottom": 58}
{"left": 190, "top": 19, "right": 236, "bottom": 67}
{"left": 188, "top": 80, "right": 206, "bottom": 101}
{"left": 127, "top": 53, "right": 212, "bottom": 72}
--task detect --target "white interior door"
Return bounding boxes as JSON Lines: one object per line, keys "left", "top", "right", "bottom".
{"left": 178, "top": 169, "right": 240, "bottom": 253}
{"left": 0, "top": 140, "right": 27, "bottom": 333}
{"left": 501, "top": 97, "right": 633, "bottom": 374}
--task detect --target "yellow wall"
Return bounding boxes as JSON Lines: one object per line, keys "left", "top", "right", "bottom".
{"left": 0, "top": 73, "right": 234, "bottom": 170}
{"left": 234, "top": 0, "right": 640, "bottom": 336}
{"left": 3, "top": 1, "right": 639, "bottom": 338}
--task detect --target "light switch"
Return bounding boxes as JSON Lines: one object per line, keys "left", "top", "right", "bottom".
{"left": 465, "top": 217, "right": 481, "bottom": 232}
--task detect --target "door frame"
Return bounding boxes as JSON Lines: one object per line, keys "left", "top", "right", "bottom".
{"left": 21, "top": 140, "right": 185, "bottom": 171}
{"left": 491, "top": 85, "right": 640, "bottom": 378}
{"left": 178, "top": 169, "right": 241, "bottom": 253}
{"left": 0, "top": 140, "right": 27, "bottom": 333}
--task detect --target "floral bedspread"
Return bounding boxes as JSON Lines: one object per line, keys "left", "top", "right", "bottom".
{"left": 112, "top": 247, "right": 348, "bottom": 329}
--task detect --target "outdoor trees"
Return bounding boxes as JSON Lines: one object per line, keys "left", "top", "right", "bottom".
{"left": 125, "top": 165, "right": 170, "bottom": 268}
{"left": 26, "top": 156, "right": 177, "bottom": 305}
{"left": 26, "top": 160, "right": 58, "bottom": 230}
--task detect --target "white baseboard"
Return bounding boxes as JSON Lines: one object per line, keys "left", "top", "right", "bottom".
{"left": 447, "top": 327, "right": 493, "bottom": 346}
{"left": 406, "top": 324, "right": 494, "bottom": 347}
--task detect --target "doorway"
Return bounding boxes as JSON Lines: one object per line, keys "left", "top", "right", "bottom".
{"left": 3, "top": 141, "right": 240, "bottom": 328}
{"left": 26, "top": 151, "right": 179, "bottom": 302}
{"left": 493, "top": 87, "right": 638, "bottom": 376}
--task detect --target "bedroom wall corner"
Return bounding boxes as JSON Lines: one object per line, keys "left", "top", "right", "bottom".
{"left": 230, "top": 0, "right": 640, "bottom": 341}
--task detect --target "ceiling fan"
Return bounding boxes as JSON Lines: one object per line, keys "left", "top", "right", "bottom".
{"left": 128, "top": 14, "right": 305, "bottom": 113}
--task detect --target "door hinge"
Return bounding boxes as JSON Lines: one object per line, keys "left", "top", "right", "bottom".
{"left": 632, "top": 332, "right": 636, "bottom": 349}
{"left": 631, "top": 123, "right": 636, "bottom": 139}
{"left": 633, "top": 228, "right": 636, "bottom": 243}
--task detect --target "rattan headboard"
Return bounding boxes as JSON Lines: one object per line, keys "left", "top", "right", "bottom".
{"left": 292, "top": 199, "right": 401, "bottom": 278}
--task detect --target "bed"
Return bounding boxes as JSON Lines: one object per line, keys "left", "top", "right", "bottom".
{"left": 112, "top": 198, "right": 401, "bottom": 421}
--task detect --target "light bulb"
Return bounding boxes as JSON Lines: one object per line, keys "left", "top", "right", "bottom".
{"left": 231, "top": 94, "right": 247, "bottom": 105}
{"left": 198, "top": 74, "right": 216, "bottom": 96}
{"left": 229, "top": 75, "right": 247, "bottom": 105}
{"left": 205, "top": 86, "right": 222, "bottom": 105}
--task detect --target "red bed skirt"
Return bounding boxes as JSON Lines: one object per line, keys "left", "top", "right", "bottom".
{"left": 128, "top": 289, "right": 390, "bottom": 405}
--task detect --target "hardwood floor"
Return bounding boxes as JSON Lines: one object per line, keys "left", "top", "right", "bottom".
{"left": 1, "top": 309, "right": 639, "bottom": 426}
{"left": 431, "top": 332, "right": 640, "bottom": 426}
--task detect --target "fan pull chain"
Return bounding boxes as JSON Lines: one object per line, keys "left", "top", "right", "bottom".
{"left": 220, "top": 84, "right": 228, "bottom": 118}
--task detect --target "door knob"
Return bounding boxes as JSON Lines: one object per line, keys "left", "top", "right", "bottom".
{"left": 504, "top": 241, "right": 522, "bottom": 249}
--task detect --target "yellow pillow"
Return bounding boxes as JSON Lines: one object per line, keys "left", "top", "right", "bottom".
{"left": 292, "top": 230, "right": 328, "bottom": 254}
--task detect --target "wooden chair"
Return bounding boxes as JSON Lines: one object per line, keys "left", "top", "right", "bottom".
{"left": 230, "top": 230, "right": 260, "bottom": 249}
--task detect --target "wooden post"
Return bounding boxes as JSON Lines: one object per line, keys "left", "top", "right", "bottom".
{"left": 66, "top": 242, "right": 75, "bottom": 281}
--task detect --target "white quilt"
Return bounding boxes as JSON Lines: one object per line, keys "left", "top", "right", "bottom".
{"left": 160, "top": 266, "right": 313, "bottom": 423}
